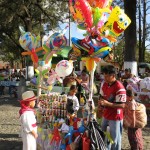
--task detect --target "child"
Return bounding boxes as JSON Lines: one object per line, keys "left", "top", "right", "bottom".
{"left": 19, "top": 91, "right": 38, "bottom": 150}
{"left": 66, "top": 85, "right": 79, "bottom": 115}
{"left": 125, "top": 89, "right": 143, "bottom": 150}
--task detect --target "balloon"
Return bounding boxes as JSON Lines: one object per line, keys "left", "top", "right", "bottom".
{"left": 92, "top": 7, "right": 111, "bottom": 27}
{"left": 68, "top": 44, "right": 82, "bottom": 60}
{"left": 19, "top": 26, "right": 25, "bottom": 34}
{"left": 100, "top": 6, "right": 131, "bottom": 38}
{"left": 55, "top": 60, "right": 73, "bottom": 78}
{"left": 87, "top": 0, "right": 112, "bottom": 8}
{"left": 82, "top": 57, "right": 100, "bottom": 72}
{"left": 19, "top": 32, "right": 43, "bottom": 63}
{"left": 47, "top": 69, "right": 62, "bottom": 85}
{"left": 69, "top": 0, "right": 93, "bottom": 29}
{"left": 69, "top": 1, "right": 84, "bottom": 23}
{"left": 19, "top": 32, "right": 41, "bottom": 51}
{"left": 30, "top": 77, "right": 37, "bottom": 85}
{"left": 43, "top": 26, "right": 72, "bottom": 64}
{"left": 70, "top": 37, "right": 112, "bottom": 59}
{"left": 91, "top": 46, "right": 111, "bottom": 58}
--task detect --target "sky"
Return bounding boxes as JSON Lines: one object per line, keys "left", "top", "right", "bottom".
{"left": 44, "top": 2, "right": 150, "bottom": 50}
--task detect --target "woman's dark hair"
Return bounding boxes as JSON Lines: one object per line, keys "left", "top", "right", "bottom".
{"left": 126, "top": 89, "right": 134, "bottom": 97}
{"left": 69, "top": 85, "right": 77, "bottom": 91}
{"left": 102, "top": 65, "right": 116, "bottom": 75}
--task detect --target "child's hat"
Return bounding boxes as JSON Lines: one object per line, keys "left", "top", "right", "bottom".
{"left": 21, "top": 91, "right": 37, "bottom": 101}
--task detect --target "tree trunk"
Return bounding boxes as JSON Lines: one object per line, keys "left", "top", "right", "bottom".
{"left": 141, "top": 0, "right": 146, "bottom": 62}
{"left": 139, "top": 0, "right": 142, "bottom": 62}
{"left": 25, "top": 18, "right": 32, "bottom": 32}
{"left": 124, "top": 0, "right": 137, "bottom": 75}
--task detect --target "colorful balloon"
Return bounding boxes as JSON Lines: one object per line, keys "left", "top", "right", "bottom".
{"left": 82, "top": 57, "right": 100, "bottom": 72}
{"left": 19, "top": 32, "right": 43, "bottom": 63}
{"left": 70, "top": 37, "right": 112, "bottom": 59}
{"left": 100, "top": 6, "right": 131, "bottom": 38}
{"left": 47, "top": 69, "right": 62, "bottom": 85}
{"left": 43, "top": 26, "right": 71, "bottom": 64}
{"left": 55, "top": 60, "right": 73, "bottom": 78}
{"left": 69, "top": 0, "right": 93, "bottom": 29}
{"left": 19, "top": 32, "right": 41, "bottom": 51}
{"left": 87, "top": 0, "right": 112, "bottom": 8}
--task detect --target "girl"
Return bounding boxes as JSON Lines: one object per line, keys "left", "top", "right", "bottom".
{"left": 19, "top": 91, "right": 38, "bottom": 150}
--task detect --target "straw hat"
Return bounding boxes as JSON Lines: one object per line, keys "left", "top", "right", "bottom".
{"left": 21, "top": 91, "right": 37, "bottom": 101}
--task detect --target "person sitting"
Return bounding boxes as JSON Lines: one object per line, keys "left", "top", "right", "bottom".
{"left": 63, "top": 68, "right": 81, "bottom": 90}
{"left": 121, "top": 68, "right": 135, "bottom": 89}
{"left": 121, "top": 68, "right": 135, "bottom": 81}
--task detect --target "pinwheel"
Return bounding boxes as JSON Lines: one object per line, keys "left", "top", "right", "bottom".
{"left": 64, "top": 126, "right": 77, "bottom": 145}
{"left": 50, "top": 127, "right": 61, "bottom": 146}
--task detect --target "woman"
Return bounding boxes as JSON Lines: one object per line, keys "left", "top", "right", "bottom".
{"left": 124, "top": 89, "right": 143, "bottom": 150}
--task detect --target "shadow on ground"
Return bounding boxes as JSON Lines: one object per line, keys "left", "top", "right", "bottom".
{"left": 0, "top": 139, "right": 22, "bottom": 150}
{"left": 0, "top": 97, "right": 20, "bottom": 107}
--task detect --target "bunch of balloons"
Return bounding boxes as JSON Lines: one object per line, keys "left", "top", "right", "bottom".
{"left": 69, "top": 0, "right": 131, "bottom": 63}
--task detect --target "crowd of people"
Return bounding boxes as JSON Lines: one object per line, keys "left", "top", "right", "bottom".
{"left": 18, "top": 64, "right": 149, "bottom": 150}
{"left": 97, "top": 65, "right": 147, "bottom": 150}
{"left": 0, "top": 66, "right": 26, "bottom": 97}
{"left": 0, "top": 63, "right": 147, "bottom": 149}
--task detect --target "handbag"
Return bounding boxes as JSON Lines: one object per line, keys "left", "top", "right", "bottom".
{"left": 123, "top": 101, "right": 147, "bottom": 128}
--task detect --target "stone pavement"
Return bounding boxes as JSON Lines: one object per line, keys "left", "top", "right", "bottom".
{"left": 0, "top": 85, "right": 150, "bottom": 150}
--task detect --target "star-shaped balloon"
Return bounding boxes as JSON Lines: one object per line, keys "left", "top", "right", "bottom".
{"left": 50, "top": 127, "right": 61, "bottom": 145}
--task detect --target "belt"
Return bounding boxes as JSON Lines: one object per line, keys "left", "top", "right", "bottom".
{"left": 32, "top": 123, "right": 37, "bottom": 127}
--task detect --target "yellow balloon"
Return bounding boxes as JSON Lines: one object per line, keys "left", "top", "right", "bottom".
{"left": 101, "top": 6, "right": 131, "bottom": 37}
{"left": 82, "top": 57, "right": 100, "bottom": 72}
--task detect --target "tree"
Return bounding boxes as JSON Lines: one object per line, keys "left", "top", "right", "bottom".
{"left": 124, "top": 0, "right": 137, "bottom": 74}
{"left": 0, "top": 0, "right": 69, "bottom": 67}
{"left": 145, "top": 51, "right": 150, "bottom": 63}
{"left": 138, "top": 0, "right": 150, "bottom": 62}
{"left": 113, "top": 37, "right": 125, "bottom": 69}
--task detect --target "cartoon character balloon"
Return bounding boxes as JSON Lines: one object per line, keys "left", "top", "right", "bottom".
{"left": 100, "top": 6, "right": 131, "bottom": 38}
{"left": 55, "top": 60, "right": 73, "bottom": 78}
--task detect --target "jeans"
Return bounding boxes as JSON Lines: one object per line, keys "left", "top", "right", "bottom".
{"left": 101, "top": 117, "right": 123, "bottom": 150}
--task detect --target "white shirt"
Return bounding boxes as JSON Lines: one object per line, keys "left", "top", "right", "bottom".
{"left": 20, "top": 111, "right": 37, "bottom": 134}
{"left": 67, "top": 95, "right": 79, "bottom": 111}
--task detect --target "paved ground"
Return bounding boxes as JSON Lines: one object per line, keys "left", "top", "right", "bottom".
{"left": 0, "top": 83, "right": 150, "bottom": 150}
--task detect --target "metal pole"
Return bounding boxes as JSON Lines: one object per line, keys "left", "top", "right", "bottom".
{"left": 26, "top": 56, "right": 29, "bottom": 80}
{"left": 68, "top": 1, "right": 71, "bottom": 46}
{"left": 139, "top": 0, "right": 142, "bottom": 62}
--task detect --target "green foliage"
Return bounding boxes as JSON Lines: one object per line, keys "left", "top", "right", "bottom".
{"left": 0, "top": 0, "right": 68, "bottom": 65}
{"left": 145, "top": 51, "right": 150, "bottom": 63}
{"left": 113, "top": 37, "right": 125, "bottom": 69}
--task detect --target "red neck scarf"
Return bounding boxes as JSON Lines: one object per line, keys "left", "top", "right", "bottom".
{"left": 19, "top": 101, "right": 35, "bottom": 116}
